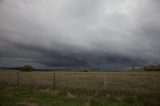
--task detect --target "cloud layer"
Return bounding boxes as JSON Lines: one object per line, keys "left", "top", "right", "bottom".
{"left": 0, "top": 0, "right": 160, "bottom": 69}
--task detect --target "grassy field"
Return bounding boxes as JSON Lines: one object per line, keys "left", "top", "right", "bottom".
{"left": 0, "top": 70, "right": 160, "bottom": 106}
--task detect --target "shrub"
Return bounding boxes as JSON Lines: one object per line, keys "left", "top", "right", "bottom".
{"left": 144, "top": 65, "right": 160, "bottom": 71}
{"left": 21, "top": 65, "right": 34, "bottom": 72}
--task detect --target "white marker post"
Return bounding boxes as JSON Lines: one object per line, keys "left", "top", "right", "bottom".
{"left": 104, "top": 72, "right": 107, "bottom": 89}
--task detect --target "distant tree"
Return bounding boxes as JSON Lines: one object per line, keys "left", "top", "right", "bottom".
{"left": 144, "top": 65, "right": 160, "bottom": 71}
{"left": 21, "top": 65, "right": 34, "bottom": 72}
{"left": 83, "top": 69, "right": 88, "bottom": 72}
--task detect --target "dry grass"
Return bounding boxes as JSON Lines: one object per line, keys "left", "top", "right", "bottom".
{"left": 0, "top": 70, "right": 160, "bottom": 106}
{"left": 0, "top": 70, "right": 160, "bottom": 92}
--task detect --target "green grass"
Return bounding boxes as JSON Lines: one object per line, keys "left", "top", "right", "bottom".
{"left": 0, "top": 84, "right": 160, "bottom": 106}
{"left": 0, "top": 71, "right": 160, "bottom": 106}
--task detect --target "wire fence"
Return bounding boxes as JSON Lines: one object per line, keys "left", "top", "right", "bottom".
{"left": 1, "top": 71, "right": 159, "bottom": 91}
{"left": 0, "top": 71, "right": 107, "bottom": 89}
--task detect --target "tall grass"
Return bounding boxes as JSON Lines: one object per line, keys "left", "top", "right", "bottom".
{"left": 0, "top": 71, "right": 160, "bottom": 106}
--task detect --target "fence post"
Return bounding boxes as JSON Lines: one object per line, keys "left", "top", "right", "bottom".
{"left": 103, "top": 72, "right": 107, "bottom": 89}
{"left": 53, "top": 72, "right": 56, "bottom": 89}
{"left": 17, "top": 72, "right": 20, "bottom": 86}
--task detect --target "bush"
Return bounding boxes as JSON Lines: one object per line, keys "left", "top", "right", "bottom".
{"left": 21, "top": 65, "right": 34, "bottom": 72}
{"left": 144, "top": 65, "right": 160, "bottom": 71}
{"left": 83, "top": 70, "right": 88, "bottom": 72}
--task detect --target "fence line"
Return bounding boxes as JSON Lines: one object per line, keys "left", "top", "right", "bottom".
{"left": 0, "top": 71, "right": 107, "bottom": 89}
{"left": 1, "top": 71, "right": 159, "bottom": 91}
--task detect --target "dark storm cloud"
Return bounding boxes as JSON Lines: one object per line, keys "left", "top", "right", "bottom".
{"left": 0, "top": 0, "right": 160, "bottom": 69}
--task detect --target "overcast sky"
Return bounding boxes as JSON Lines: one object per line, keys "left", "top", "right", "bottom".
{"left": 0, "top": 0, "right": 160, "bottom": 70}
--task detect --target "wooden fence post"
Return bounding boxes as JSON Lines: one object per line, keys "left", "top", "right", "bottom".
{"left": 17, "top": 72, "right": 20, "bottom": 86}
{"left": 103, "top": 72, "right": 107, "bottom": 89}
{"left": 53, "top": 72, "right": 56, "bottom": 89}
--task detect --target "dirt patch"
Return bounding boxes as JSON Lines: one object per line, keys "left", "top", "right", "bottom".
{"left": 66, "top": 91, "right": 76, "bottom": 98}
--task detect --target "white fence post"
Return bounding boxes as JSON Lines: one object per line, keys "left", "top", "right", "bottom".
{"left": 104, "top": 72, "right": 107, "bottom": 89}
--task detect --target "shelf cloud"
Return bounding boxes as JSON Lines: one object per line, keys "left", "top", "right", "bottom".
{"left": 0, "top": 0, "right": 160, "bottom": 69}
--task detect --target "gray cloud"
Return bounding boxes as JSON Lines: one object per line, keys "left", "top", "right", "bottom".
{"left": 0, "top": 0, "right": 160, "bottom": 69}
